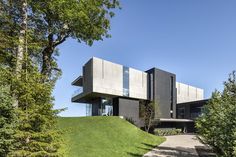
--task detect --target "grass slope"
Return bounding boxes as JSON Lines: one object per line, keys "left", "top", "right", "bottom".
{"left": 58, "top": 116, "right": 165, "bottom": 157}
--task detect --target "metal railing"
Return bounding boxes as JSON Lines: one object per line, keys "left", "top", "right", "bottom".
{"left": 72, "top": 87, "right": 83, "bottom": 97}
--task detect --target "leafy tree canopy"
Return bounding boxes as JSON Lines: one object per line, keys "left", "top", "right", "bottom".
{"left": 0, "top": 0, "right": 120, "bottom": 78}
{"left": 196, "top": 71, "right": 236, "bottom": 157}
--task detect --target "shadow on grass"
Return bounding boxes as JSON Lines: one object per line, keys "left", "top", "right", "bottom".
{"left": 126, "top": 152, "right": 143, "bottom": 157}
{"left": 127, "top": 143, "right": 216, "bottom": 157}
{"left": 135, "top": 143, "right": 157, "bottom": 152}
{"left": 141, "top": 143, "right": 156, "bottom": 148}
{"left": 144, "top": 146, "right": 199, "bottom": 157}
{"left": 126, "top": 142, "right": 157, "bottom": 157}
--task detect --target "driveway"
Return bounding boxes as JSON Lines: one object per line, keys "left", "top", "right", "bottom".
{"left": 143, "top": 135, "right": 216, "bottom": 157}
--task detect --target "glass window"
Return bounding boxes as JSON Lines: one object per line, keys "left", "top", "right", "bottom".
{"left": 100, "top": 98, "right": 113, "bottom": 116}
{"left": 170, "top": 76, "right": 174, "bottom": 118}
{"left": 190, "top": 106, "right": 203, "bottom": 119}
{"left": 86, "top": 104, "right": 92, "bottom": 116}
{"left": 123, "top": 66, "right": 129, "bottom": 97}
{"left": 177, "top": 107, "right": 185, "bottom": 119}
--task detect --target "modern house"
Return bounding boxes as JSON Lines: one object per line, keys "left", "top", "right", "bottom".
{"left": 72, "top": 57, "right": 208, "bottom": 132}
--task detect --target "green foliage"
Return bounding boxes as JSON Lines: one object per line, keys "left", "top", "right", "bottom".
{"left": 0, "top": 67, "right": 17, "bottom": 157}
{"left": 0, "top": 58, "right": 63, "bottom": 156}
{"left": 1, "top": 0, "right": 120, "bottom": 77}
{"left": 140, "top": 101, "right": 159, "bottom": 132}
{"left": 0, "top": 0, "right": 120, "bottom": 155}
{"left": 8, "top": 64, "right": 63, "bottom": 156}
{"left": 29, "top": 0, "right": 120, "bottom": 45}
{"left": 0, "top": 0, "right": 40, "bottom": 67}
{"left": 234, "top": 131, "right": 236, "bottom": 156}
{"left": 30, "top": 0, "right": 120, "bottom": 77}
{"left": 58, "top": 116, "right": 165, "bottom": 157}
{"left": 154, "top": 128, "right": 182, "bottom": 136}
{"left": 196, "top": 71, "right": 236, "bottom": 157}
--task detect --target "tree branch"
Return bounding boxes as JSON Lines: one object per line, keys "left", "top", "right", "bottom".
{"left": 53, "top": 35, "right": 69, "bottom": 47}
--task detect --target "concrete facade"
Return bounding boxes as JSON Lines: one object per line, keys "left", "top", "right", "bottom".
{"left": 93, "top": 57, "right": 123, "bottom": 96}
{"left": 82, "top": 59, "right": 93, "bottom": 94}
{"left": 78, "top": 57, "right": 148, "bottom": 100}
{"left": 72, "top": 57, "right": 204, "bottom": 105}
{"left": 176, "top": 82, "right": 204, "bottom": 103}
{"left": 71, "top": 57, "right": 207, "bottom": 131}
{"left": 129, "top": 68, "right": 148, "bottom": 100}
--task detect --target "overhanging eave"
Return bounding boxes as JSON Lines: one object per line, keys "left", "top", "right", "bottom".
{"left": 72, "top": 76, "right": 83, "bottom": 86}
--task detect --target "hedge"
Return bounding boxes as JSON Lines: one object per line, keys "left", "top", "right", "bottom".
{"left": 154, "top": 128, "right": 182, "bottom": 136}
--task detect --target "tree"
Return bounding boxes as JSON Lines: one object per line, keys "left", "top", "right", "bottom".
{"left": 9, "top": 60, "right": 62, "bottom": 156}
{"left": 28, "top": 0, "right": 120, "bottom": 79}
{"left": 1, "top": 0, "right": 120, "bottom": 79}
{"left": 0, "top": 67, "right": 17, "bottom": 157}
{"left": 140, "top": 101, "right": 160, "bottom": 132}
{"left": 0, "top": 0, "right": 120, "bottom": 155}
{"left": 16, "top": 0, "right": 27, "bottom": 76}
{"left": 0, "top": 6, "right": 63, "bottom": 154}
{"left": 196, "top": 71, "right": 236, "bottom": 157}
{"left": 0, "top": 1, "right": 20, "bottom": 68}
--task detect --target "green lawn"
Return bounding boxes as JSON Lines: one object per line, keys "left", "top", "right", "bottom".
{"left": 58, "top": 116, "right": 165, "bottom": 157}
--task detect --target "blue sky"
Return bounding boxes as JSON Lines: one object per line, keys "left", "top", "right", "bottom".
{"left": 54, "top": 0, "right": 236, "bottom": 117}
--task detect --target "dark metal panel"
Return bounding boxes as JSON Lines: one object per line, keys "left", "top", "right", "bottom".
{"left": 112, "top": 97, "right": 119, "bottom": 116}
{"left": 146, "top": 68, "right": 177, "bottom": 119}
{"left": 118, "top": 98, "right": 140, "bottom": 126}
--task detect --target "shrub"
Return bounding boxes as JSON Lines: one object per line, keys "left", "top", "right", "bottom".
{"left": 125, "top": 117, "right": 136, "bottom": 125}
{"left": 154, "top": 128, "right": 182, "bottom": 136}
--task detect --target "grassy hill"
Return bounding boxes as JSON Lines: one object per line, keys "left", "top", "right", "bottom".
{"left": 58, "top": 116, "right": 165, "bottom": 157}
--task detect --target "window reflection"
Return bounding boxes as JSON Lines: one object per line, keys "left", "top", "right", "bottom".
{"left": 100, "top": 98, "right": 113, "bottom": 116}
{"left": 123, "top": 66, "right": 129, "bottom": 97}
{"left": 177, "top": 107, "right": 185, "bottom": 119}
{"left": 86, "top": 104, "right": 92, "bottom": 116}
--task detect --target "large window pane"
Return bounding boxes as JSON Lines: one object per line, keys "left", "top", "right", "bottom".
{"left": 100, "top": 98, "right": 113, "bottom": 116}
{"left": 86, "top": 104, "right": 92, "bottom": 116}
{"left": 123, "top": 66, "right": 129, "bottom": 97}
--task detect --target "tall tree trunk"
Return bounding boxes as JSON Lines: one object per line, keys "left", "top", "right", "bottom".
{"left": 16, "top": 0, "right": 27, "bottom": 75}
{"left": 41, "top": 47, "right": 53, "bottom": 79}
{"left": 41, "top": 33, "right": 69, "bottom": 81}
{"left": 14, "top": 0, "right": 27, "bottom": 107}
{"left": 147, "top": 110, "right": 154, "bottom": 133}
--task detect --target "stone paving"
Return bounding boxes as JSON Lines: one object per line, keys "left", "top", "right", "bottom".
{"left": 143, "top": 135, "right": 216, "bottom": 157}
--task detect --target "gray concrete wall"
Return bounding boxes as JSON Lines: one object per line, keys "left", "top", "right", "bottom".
{"left": 83, "top": 59, "right": 93, "bottom": 94}
{"left": 92, "top": 57, "right": 123, "bottom": 96}
{"left": 91, "top": 57, "right": 148, "bottom": 100}
{"left": 129, "top": 68, "right": 148, "bottom": 99}
{"left": 176, "top": 82, "right": 204, "bottom": 103}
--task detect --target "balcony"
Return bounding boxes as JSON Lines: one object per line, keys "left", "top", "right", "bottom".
{"left": 72, "top": 87, "right": 83, "bottom": 97}
{"left": 71, "top": 76, "right": 83, "bottom": 86}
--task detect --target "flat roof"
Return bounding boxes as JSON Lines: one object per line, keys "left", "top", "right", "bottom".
{"left": 160, "top": 118, "right": 194, "bottom": 122}
{"left": 177, "top": 99, "right": 209, "bottom": 105}
{"left": 71, "top": 76, "right": 83, "bottom": 86}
